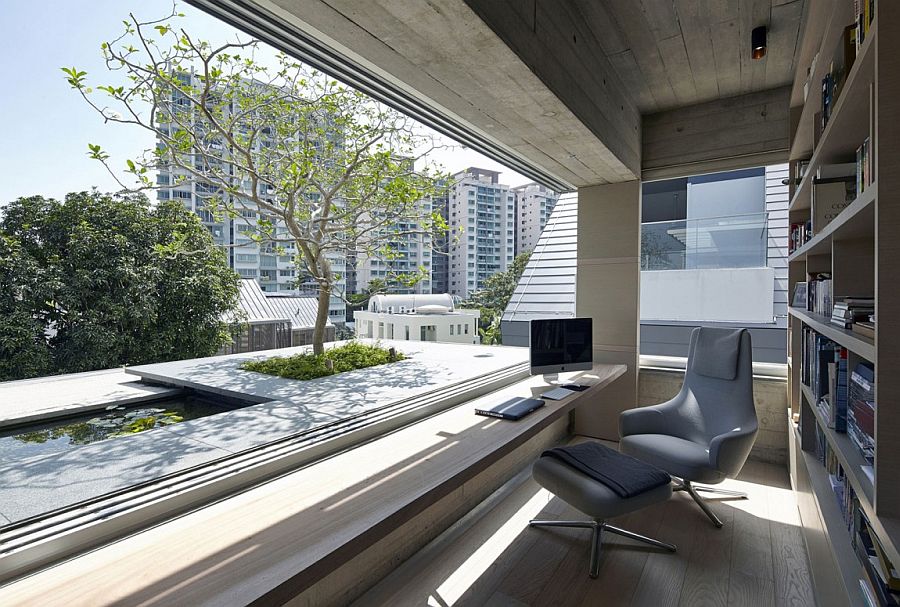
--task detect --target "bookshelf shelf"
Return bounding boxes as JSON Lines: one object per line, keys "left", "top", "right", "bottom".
{"left": 789, "top": 19, "right": 876, "bottom": 212}
{"left": 788, "top": 307, "right": 876, "bottom": 362}
{"left": 789, "top": 185, "right": 876, "bottom": 260}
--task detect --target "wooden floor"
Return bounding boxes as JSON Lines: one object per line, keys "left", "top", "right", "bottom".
{"left": 357, "top": 444, "right": 815, "bottom": 607}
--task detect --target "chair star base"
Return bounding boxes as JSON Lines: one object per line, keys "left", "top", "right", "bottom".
{"left": 673, "top": 480, "right": 747, "bottom": 528}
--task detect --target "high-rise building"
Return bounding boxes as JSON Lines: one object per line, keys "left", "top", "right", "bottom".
{"left": 353, "top": 199, "right": 434, "bottom": 296}
{"left": 512, "top": 182, "right": 559, "bottom": 256}
{"left": 155, "top": 72, "right": 346, "bottom": 322}
{"left": 430, "top": 187, "right": 450, "bottom": 295}
{"left": 446, "top": 168, "right": 516, "bottom": 300}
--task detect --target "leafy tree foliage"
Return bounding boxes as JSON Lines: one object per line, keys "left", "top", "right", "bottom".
{"left": 0, "top": 192, "right": 240, "bottom": 381}
{"left": 463, "top": 252, "right": 531, "bottom": 345}
{"left": 65, "top": 8, "right": 448, "bottom": 354}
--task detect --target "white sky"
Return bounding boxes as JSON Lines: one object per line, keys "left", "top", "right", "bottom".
{"left": 0, "top": 1, "right": 532, "bottom": 206}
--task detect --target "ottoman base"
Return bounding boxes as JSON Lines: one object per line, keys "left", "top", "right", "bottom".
{"left": 528, "top": 518, "right": 676, "bottom": 578}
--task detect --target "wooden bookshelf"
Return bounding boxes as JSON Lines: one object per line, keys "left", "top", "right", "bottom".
{"left": 787, "top": 2, "right": 900, "bottom": 605}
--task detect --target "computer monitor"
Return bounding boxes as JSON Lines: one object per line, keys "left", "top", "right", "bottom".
{"left": 529, "top": 317, "right": 593, "bottom": 376}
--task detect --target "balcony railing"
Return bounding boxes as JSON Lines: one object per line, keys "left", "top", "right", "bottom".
{"left": 640, "top": 212, "right": 769, "bottom": 271}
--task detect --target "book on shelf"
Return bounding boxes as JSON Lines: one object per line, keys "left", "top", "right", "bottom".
{"left": 857, "top": 137, "right": 874, "bottom": 195}
{"left": 844, "top": 23, "right": 858, "bottom": 79}
{"left": 853, "top": 321, "right": 876, "bottom": 340}
{"left": 813, "top": 180, "right": 856, "bottom": 232}
{"left": 822, "top": 71, "right": 835, "bottom": 131}
{"left": 792, "top": 282, "right": 808, "bottom": 307}
{"left": 856, "top": 512, "right": 899, "bottom": 606}
{"left": 790, "top": 221, "right": 813, "bottom": 252}
{"left": 808, "top": 273, "right": 833, "bottom": 315}
{"left": 856, "top": 0, "right": 876, "bottom": 50}
{"left": 848, "top": 362, "right": 876, "bottom": 463}
{"left": 817, "top": 162, "right": 857, "bottom": 180}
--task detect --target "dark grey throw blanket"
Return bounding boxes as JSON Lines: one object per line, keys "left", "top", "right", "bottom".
{"left": 541, "top": 442, "right": 671, "bottom": 498}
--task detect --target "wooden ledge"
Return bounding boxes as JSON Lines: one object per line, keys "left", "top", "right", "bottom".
{"left": 0, "top": 363, "right": 625, "bottom": 606}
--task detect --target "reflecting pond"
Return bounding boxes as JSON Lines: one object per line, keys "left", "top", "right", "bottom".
{"left": 0, "top": 397, "right": 234, "bottom": 461}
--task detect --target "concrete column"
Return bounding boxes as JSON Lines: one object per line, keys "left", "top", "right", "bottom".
{"left": 573, "top": 180, "right": 641, "bottom": 440}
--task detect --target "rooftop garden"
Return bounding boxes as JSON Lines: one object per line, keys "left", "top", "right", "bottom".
{"left": 240, "top": 341, "right": 406, "bottom": 381}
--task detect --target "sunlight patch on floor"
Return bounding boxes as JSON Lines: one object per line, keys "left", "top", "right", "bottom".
{"left": 427, "top": 485, "right": 552, "bottom": 606}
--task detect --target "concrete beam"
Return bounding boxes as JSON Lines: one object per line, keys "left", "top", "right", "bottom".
{"left": 195, "top": 0, "right": 641, "bottom": 187}
{"left": 642, "top": 87, "right": 791, "bottom": 180}
{"left": 463, "top": 0, "right": 642, "bottom": 180}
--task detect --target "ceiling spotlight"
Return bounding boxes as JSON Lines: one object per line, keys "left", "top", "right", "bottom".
{"left": 752, "top": 26, "right": 767, "bottom": 60}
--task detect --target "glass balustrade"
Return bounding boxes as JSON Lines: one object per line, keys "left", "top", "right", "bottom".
{"left": 640, "top": 212, "right": 769, "bottom": 271}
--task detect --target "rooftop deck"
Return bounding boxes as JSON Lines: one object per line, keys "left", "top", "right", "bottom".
{"left": 0, "top": 341, "right": 528, "bottom": 523}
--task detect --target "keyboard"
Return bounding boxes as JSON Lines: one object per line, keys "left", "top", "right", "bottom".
{"left": 541, "top": 387, "right": 576, "bottom": 401}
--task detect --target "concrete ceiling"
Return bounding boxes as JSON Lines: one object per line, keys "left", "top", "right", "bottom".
{"left": 566, "top": 0, "right": 806, "bottom": 114}
{"left": 188, "top": 0, "right": 806, "bottom": 188}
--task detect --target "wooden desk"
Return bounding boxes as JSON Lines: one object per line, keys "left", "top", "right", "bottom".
{"left": 0, "top": 363, "right": 625, "bottom": 606}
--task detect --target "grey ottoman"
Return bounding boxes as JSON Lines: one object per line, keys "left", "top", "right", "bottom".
{"left": 530, "top": 443, "right": 677, "bottom": 578}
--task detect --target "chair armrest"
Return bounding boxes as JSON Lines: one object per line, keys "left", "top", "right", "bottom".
{"left": 708, "top": 426, "right": 758, "bottom": 476}
{"left": 619, "top": 400, "right": 678, "bottom": 437}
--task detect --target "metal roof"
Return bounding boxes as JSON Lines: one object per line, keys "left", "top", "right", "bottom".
{"left": 266, "top": 294, "right": 332, "bottom": 330}
{"left": 223, "top": 279, "right": 290, "bottom": 324}
{"left": 502, "top": 193, "right": 577, "bottom": 322}
{"left": 225, "top": 279, "right": 331, "bottom": 329}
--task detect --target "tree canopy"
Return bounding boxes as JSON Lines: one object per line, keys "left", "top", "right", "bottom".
{"left": 0, "top": 191, "right": 240, "bottom": 381}
{"left": 65, "top": 8, "right": 449, "bottom": 354}
{"left": 463, "top": 252, "right": 531, "bottom": 345}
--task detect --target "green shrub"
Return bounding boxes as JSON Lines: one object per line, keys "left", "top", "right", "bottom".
{"left": 240, "top": 342, "right": 405, "bottom": 380}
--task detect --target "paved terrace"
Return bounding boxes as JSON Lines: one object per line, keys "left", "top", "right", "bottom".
{"left": 0, "top": 341, "right": 528, "bottom": 524}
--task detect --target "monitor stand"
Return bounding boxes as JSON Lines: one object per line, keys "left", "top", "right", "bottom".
{"left": 542, "top": 373, "right": 560, "bottom": 386}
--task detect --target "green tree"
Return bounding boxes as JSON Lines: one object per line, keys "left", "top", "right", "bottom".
{"left": 0, "top": 192, "right": 240, "bottom": 380}
{"left": 64, "top": 9, "right": 448, "bottom": 355}
{"left": 463, "top": 252, "right": 531, "bottom": 345}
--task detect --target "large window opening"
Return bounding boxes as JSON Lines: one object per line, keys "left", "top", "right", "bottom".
{"left": 639, "top": 165, "right": 789, "bottom": 363}
{"left": 0, "top": 0, "right": 558, "bottom": 574}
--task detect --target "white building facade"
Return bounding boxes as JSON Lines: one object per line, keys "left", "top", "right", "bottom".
{"left": 354, "top": 294, "right": 479, "bottom": 344}
{"left": 447, "top": 168, "right": 515, "bottom": 299}
{"left": 512, "top": 182, "right": 559, "bottom": 256}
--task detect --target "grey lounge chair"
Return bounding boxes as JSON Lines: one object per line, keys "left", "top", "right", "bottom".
{"left": 619, "top": 327, "right": 758, "bottom": 528}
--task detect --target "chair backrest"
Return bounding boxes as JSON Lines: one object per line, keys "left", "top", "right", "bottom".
{"left": 669, "top": 327, "right": 757, "bottom": 449}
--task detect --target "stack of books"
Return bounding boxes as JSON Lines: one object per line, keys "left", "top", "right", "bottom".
{"left": 832, "top": 297, "right": 875, "bottom": 329}
{"left": 808, "top": 273, "right": 833, "bottom": 315}
{"left": 848, "top": 362, "right": 876, "bottom": 464}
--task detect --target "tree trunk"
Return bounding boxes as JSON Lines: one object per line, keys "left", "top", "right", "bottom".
{"left": 312, "top": 282, "right": 331, "bottom": 356}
